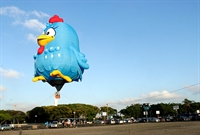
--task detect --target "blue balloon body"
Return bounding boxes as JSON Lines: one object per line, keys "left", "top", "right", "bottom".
{"left": 33, "top": 19, "right": 89, "bottom": 86}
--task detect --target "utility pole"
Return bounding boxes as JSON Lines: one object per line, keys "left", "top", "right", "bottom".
{"left": 106, "top": 103, "right": 108, "bottom": 120}
{"left": 14, "top": 104, "right": 16, "bottom": 111}
{"left": 143, "top": 103, "right": 150, "bottom": 123}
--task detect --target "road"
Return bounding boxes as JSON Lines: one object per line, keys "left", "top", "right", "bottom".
{"left": 0, "top": 121, "right": 199, "bottom": 135}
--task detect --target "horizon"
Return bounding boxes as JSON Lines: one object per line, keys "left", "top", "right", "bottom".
{"left": 1, "top": 96, "right": 199, "bottom": 113}
{"left": 0, "top": 0, "right": 199, "bottom": 112}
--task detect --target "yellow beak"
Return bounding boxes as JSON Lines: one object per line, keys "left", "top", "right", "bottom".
{"left": 37, "top": 34, "right": 54, "bottom": 46}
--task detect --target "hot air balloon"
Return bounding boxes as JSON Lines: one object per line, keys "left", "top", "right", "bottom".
{"left": 32, "top": 15, "right": 89, "bottom": 93}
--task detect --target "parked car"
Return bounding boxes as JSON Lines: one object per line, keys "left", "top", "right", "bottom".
{"left": 131, "top": 119, "right": 137, "bottom": 123}
{"left": 86, "top": 121, "right": 93, "bottom": 124}
{"left": 125, "top": 119, "right": 131, "bottom": 123}
{"left": 95, "top": 120, "right": 104, "bottom": 124}
{"left": 123, "top": 119, "right": 131, "bottom": 123}
{"left": 115, "top": 119, "right": 124, "bottom": 124}
{"left": 149, "top": 117, "right": 160, "bottom": 122}
{"left": 164, "top": 116, "right": 173, "bottom": 122}
{"left": 10, "top": 124, "right": 14, "bottom": 129}
{"left": 135, "top": 118, "right": 142, "bottom": 122}
{"left": 178, "top": 115, "right": 190, "bottom": 121}
{"left": 50, "top": 121, "right": 58, "bottom": 128}
{"left": 0, "top": 124, "right": 12, "bottom": 131}
{"left": 106, "top": 119, "right": 115, "bottom": 124}
{"left": 135, "top": 118, "right": 147, "bottom": 122}
{"left": 190, "top": 113, "right": 200, "bottom": 121}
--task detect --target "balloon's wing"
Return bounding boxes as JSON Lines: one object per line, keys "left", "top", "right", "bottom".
{"left": 70, "top": 45, "right": 89, "bottom": 70}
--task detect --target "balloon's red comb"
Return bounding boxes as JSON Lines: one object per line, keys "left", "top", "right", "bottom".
{"left": 49, "top": 15, "right": 64, "bottom": 23}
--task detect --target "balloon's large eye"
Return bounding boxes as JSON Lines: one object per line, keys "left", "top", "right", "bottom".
{"left": 45, "top": 28, "right": 56, "bottom": 36}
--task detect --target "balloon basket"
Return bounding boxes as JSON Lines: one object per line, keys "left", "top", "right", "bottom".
{"left": 54, "top": 92, "right": 60, "bottom": 99}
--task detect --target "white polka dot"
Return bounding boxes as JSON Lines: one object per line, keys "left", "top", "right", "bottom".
{"left": 58, "top": 53, "right": 61, "bottom": 57}
{"left": 56, "top": 46, "right": 60, "bottom": 51}
{"left": 45, "top": 49, "right": 48, "bottom": 54}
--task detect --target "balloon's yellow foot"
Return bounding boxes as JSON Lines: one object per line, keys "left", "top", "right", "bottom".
{"left": 50, "top": 70, "right": 72, "bottom": 82}
{"left": 32, "top": 76, "right": 46, "bottom": 82}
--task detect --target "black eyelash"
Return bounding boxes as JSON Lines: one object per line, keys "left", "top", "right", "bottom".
{"left": 52, "top": 26, "right": 58, "bottom": 29}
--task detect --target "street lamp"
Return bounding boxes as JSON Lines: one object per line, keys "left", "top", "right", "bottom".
{"left": 35, "top": 115, "right": 37, "bottom": 123}
{"left": 73, "top": 111, "right": 76, "bottom": 125}
{"left": 93, "top": 118, "right": 95, "bottom": 123}
{"left": 173, "top": 105, "right": 179, "bottom": 121}
{"left": 197, "top": 110, "right": 199, "bottom": 114}
{"left": 143, "top": 103, "right": 150, "bottom": 122}
{"left": 106, "top": 103, "right": 108, "bottom": 120}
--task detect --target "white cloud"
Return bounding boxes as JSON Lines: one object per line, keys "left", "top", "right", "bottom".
{"left": 0, "top": 6, "right": 50, "bottom": 41}
{"left": 27, "top": 33, "right": 37, "bottom": 42}
{"left": 23, "top": 19, "right": 45, "bottom": 31}
{"left": 0, "top": 6, "right": 26, "bottom": 17}
{"left": 186, "top": 84, "right": 200, "bottom": 94}
{"left": 0, "top": 68, "right": 21, "bottom": 78}
{"left": 142, "top": 90, "right": 183, "bottom": 100}
{"left": 0, "top": 85, "right": 6, "bottom": 91}
{"left": 30, "top": 10, "right": 50, "bottom": 18}
{"left": 117, "top": 90, "right": 183, "bottom": 105}
{"left": 6, "top": 103, "right": 38, "bottom": 112}
{"left": 0, "top": 6, "right": 50, "bottom": 19}
{"left": 118, "top": 97, "right": 141, "bottom": 104}
{"left": 106, "top": 90, "right": 184, "bottom": 110}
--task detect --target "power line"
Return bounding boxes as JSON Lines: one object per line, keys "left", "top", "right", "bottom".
{"left": 60, "top": 93, "right": 75, "bottom": 102}
{"left": 109, "top": 83, "right": 200, "bottom": 105}
{"left": 37, "top": 94, "right": 54, "bottom": 106}
{"left": 25, "top": 83, "right": 200, "bottom": 110}
{"left": 143, "top": 83, "right": 200, "bottom": 101}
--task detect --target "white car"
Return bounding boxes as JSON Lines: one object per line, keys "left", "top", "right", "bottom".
{"left": 124, "top": 119, "right": 131, "bottom": 123}
{"left": 0, "top": 124, "right": 12, "bottom": 131}
{"left": 95, "top": 120, "right": 104, "bottom": 124}
{"left": 107, "top": 119, "right": 115, "bottom": 124}
{"left": 115, "top": 119, "right": 124, "bottom": 124}
{"left": 50, "top": 121, "right": 58, "bottom": 128}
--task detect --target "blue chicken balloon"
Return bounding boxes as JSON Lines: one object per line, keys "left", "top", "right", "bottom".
{"left": 33, "top": 15, "right": 89, "bottom": 91}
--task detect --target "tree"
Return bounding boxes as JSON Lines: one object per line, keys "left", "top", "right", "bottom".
{"left": 0, "top": 110, "right": 12, "bottom": 124}
{"left": 150, "top": 103, "right": 179, "bottom": 116}
{"left": 28, "top": 107, "right": 46, "bottom": 123}
{"left": 6, "top": 110, "right": 26, "bottom": 124}
{"left": 119, "top": 109, "right": 127, "bottom": 115}
{"left": 190, "top": 102, "right": 200, "bottom": 113}
{"left": 120, "top": 104, "right": 142, "bottom": 118}
{"left": 27, "top": 104, "right": 100, "bottom": 122}
{"left": 100, "top": 106, "right": 117, "bottom": 117}
{"left": 25, "top": 99, "right": 200, "bottom": 123}
{"left": 47, "top": 106, "right": 72, "bottom": 121}
{"left": 67, "top": 104, "right": 100, "bottom": 121}
{"left": 182, "top": 98, "right": 195, "bottom": 114}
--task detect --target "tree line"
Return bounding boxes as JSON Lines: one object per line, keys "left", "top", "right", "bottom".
{"left": 120, "top": 99, "right": 200, "bottom": 118}
{"left": 0, "top": 99, "right": 199, "bottom": 124}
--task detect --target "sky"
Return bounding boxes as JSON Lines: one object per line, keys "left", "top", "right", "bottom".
{"left": 0, "top": 0, "right": 199, "bottom": 112}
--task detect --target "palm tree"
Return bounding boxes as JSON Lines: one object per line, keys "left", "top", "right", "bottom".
{"left": 182, "top": 98, "right": 194, "bottom": 114}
